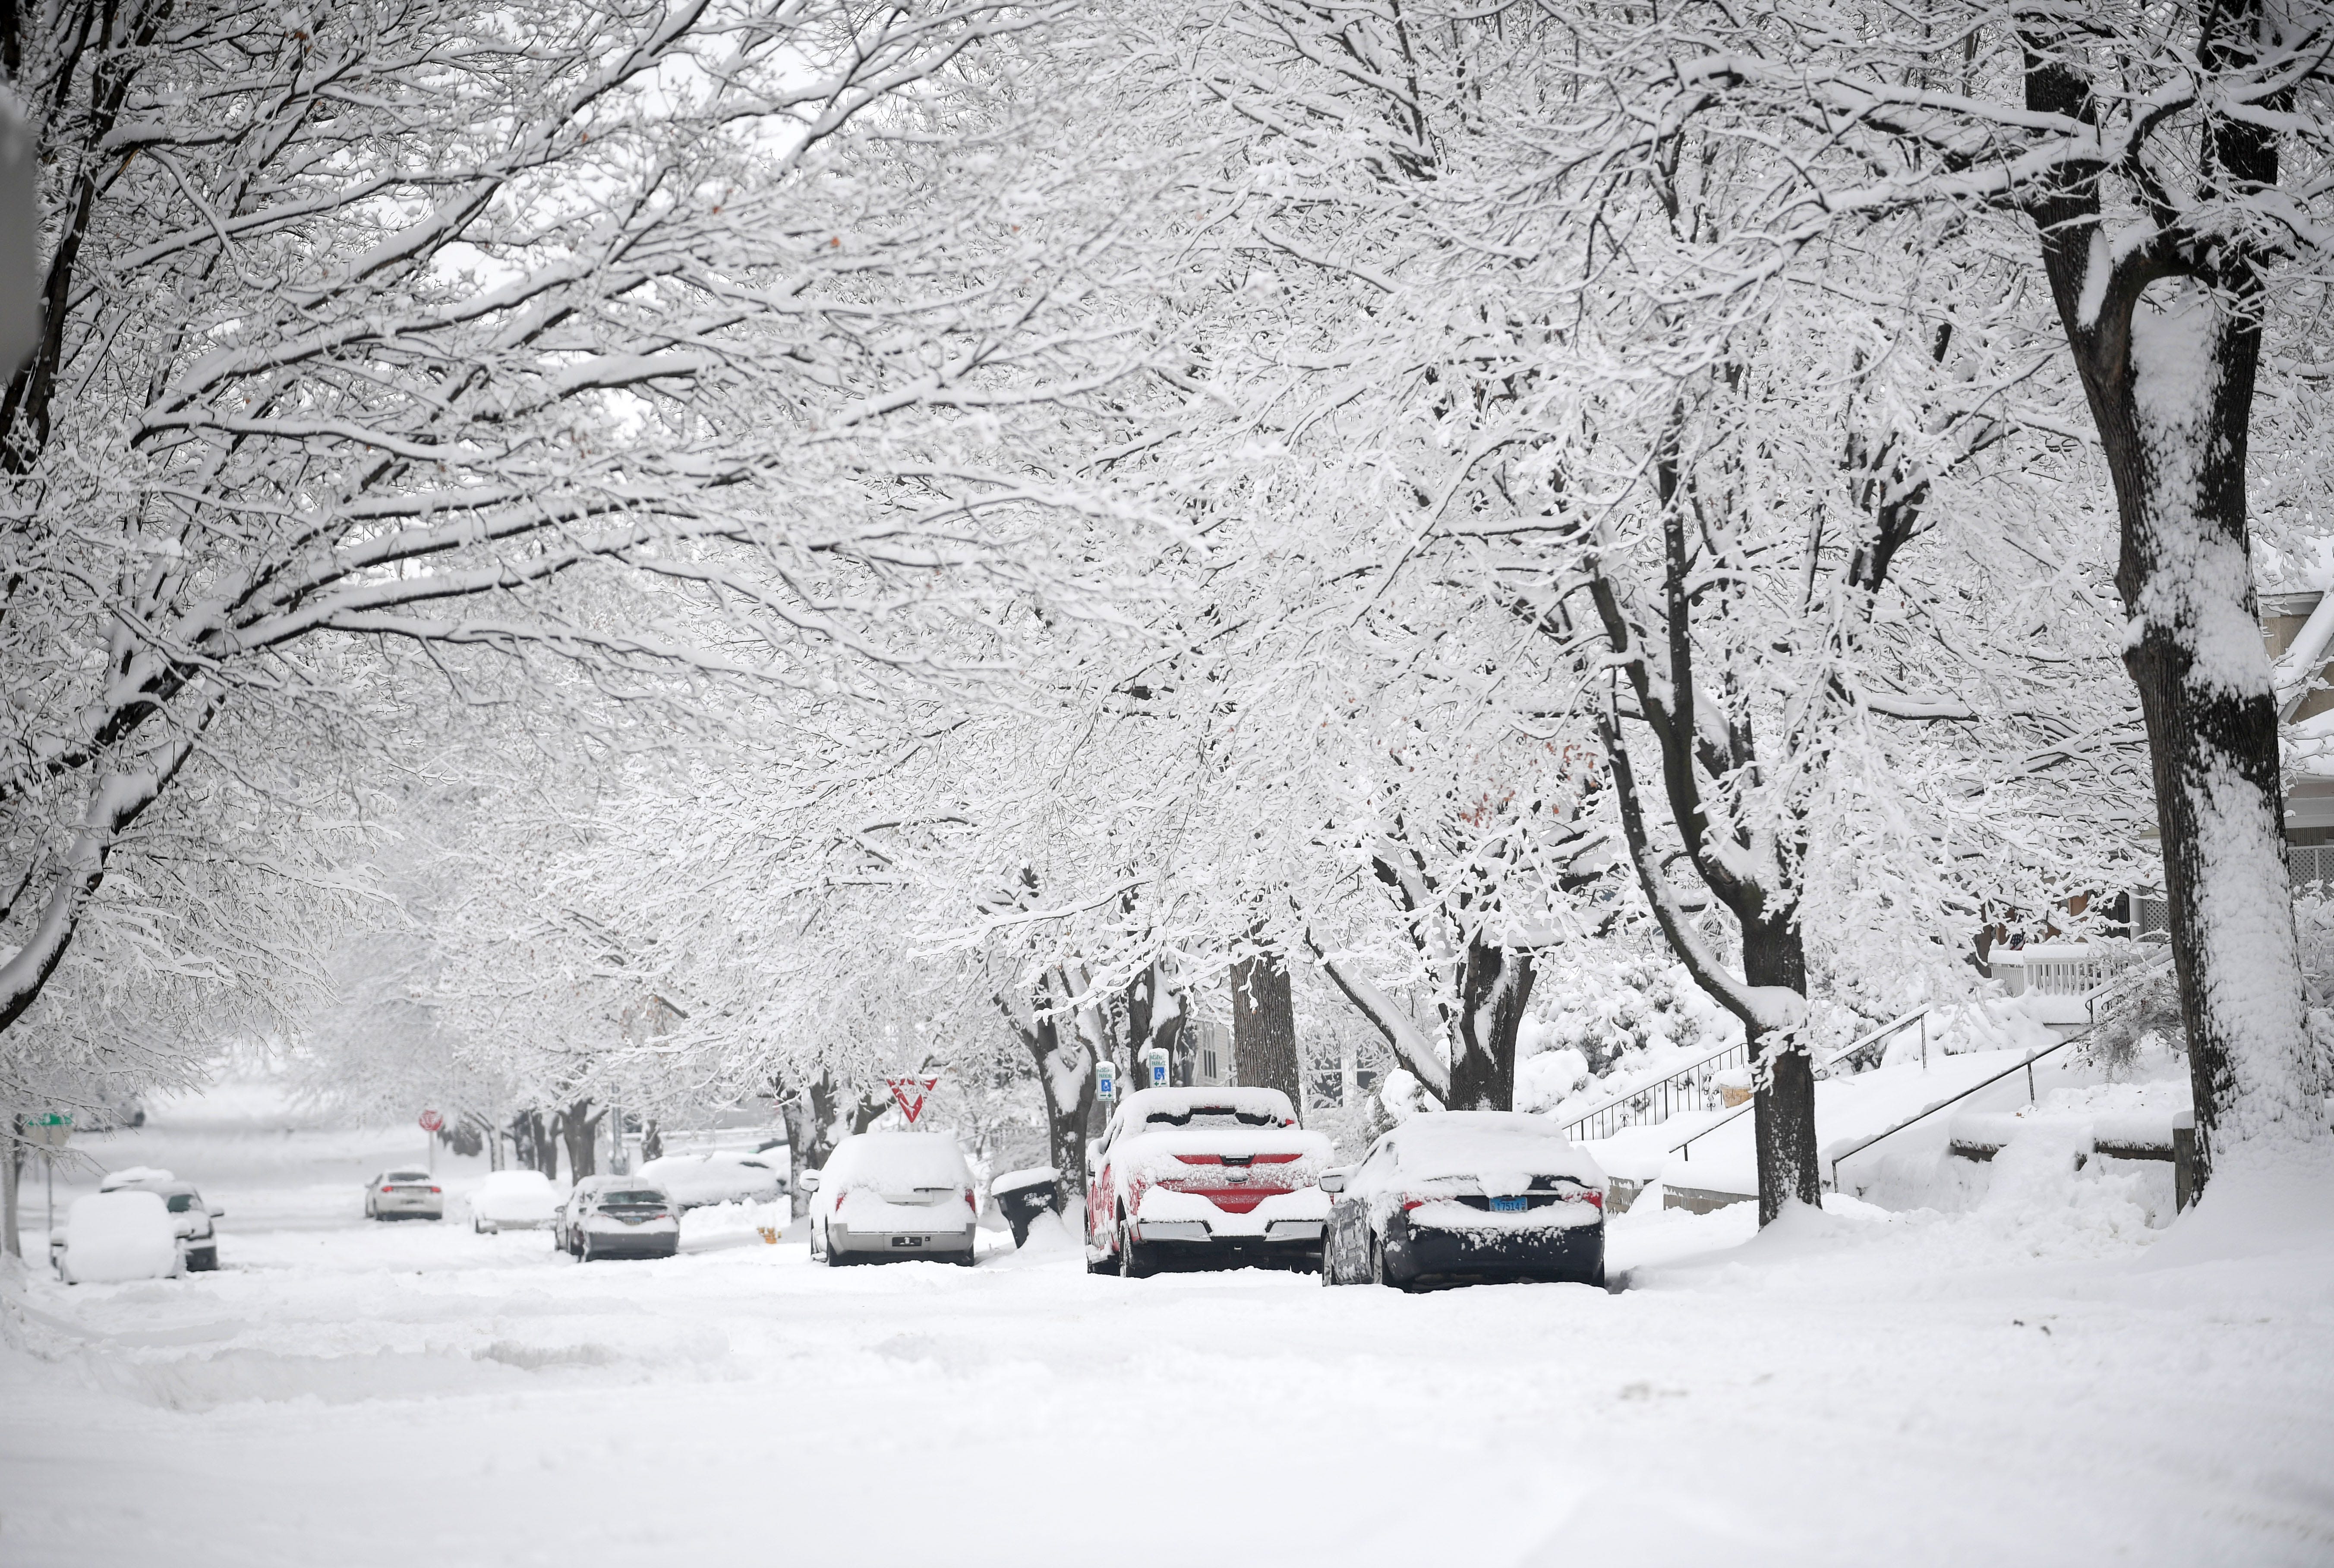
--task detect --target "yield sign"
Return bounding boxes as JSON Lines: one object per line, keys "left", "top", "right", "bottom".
{"left": 886, "top": 1075, "right": 943, "bottom": 1126}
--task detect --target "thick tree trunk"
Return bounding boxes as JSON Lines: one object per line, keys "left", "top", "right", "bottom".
{"left": 1448, "top": 942, "right": 1534, "bottom": 1112}
{"left": 511, "top": 1110, "right": 553, "bottom": 1176}
{"left": 1742, "top": 918, "right": 1820, "bottom": 1225}
{"left": 2020, "top": 38, "right": 2325, "bottom": 1182}
{"left": 1231, "top": 951, "right": 1303, "bottom": 1118}
{"left": 998, "top": 972, "right": 1098, "bottom": 1211}
{"left": 557, "top": 1100, "right": 599, "bottom": 1183}
{"left": 1034, "top": 1015, "right": 1096, "bottom": 1213}
{"left": 782, "top": 1074, "right": 845, "bottom": 1219}
{"left": 2, "top": 1123, "right": 19, "bottom": 1259}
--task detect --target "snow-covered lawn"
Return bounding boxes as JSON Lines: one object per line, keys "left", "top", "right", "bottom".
{"left": 3, "top": 1090, "right": 2331, "bottom": 1566}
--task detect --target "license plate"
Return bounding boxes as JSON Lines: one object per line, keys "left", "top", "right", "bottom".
{"left": 890, "top": 1235, "right": 925, "bottom": 1248}
{"left": 1490, "top": 1196, "right": 1527, "bottom": 1213}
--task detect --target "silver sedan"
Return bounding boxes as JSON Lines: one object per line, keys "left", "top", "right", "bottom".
{"left": 363, "top": 1169, "right": 445, "bottom": 1221}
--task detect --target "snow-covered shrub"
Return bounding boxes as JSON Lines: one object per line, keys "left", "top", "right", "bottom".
{"left": 1520, "top": 953, "right": 1741, "bottom": 1110}
{"left": 2293, "top": 893, "right": 2334, "bottom": 1089}
{"left": 1515, "top": 1045, "right": 1590, "bottom": 1112}
{"left": 1379, "top": 1067, "right": 1429, "bottom": 1123}
{"left": 2082, "top": 950, "right": 2185, "bottom": 1078}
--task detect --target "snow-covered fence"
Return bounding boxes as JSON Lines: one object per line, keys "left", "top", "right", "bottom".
{"left": 2291, "top": 846, "right": 2334, "bottom": 890}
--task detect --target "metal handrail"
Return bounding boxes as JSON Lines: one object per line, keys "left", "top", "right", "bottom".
{"left": 1821, "top": 1030, "right": 2085, "bottom": 1188}
{"left": 1558, "top": 1004, "right": 1931, "bottom": 1148}
{"left": 1815, "top": 1006, "right": 1932, "bottom": 1078}
{"left": 1558, "top": 1037, "right": 1750, "bottom": 1145}
{"left": 1823, "top": 950, "right": 2171, "bottom": 1187}
{"left": 1668, "top": 1015, "right": 1927, "bottom": 1162}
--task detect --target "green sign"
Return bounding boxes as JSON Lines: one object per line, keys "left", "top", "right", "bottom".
{"left": 34, "top": 1112, "right": 69, "bottom": 1126}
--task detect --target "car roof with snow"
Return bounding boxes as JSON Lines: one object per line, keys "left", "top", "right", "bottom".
{"left": 479, "top": 1169, "right": 554, "bottom": 1187}
{"left": 568, "top": 1175, "right": 670, "bottom": 1199}
{"left": 98, "top": 1165, "right": 178, "bottom": 1190}
{"left": 1111, "top": 1086, "right": 1297, "bottom": 1129}
{"left": 1362, "top": 1112, "right": 1605, "bottom": 1186}
{"left": 820, "top": 1130, "right": 971, "bottom": 1183}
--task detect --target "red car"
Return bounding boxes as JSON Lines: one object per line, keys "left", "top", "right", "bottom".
{"left": 1085, "top": 1087, "right": 1334, "bottom": 1276}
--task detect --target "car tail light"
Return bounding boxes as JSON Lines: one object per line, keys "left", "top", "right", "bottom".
{"left": 1400, "top": 1196, "right": 1429, "bottom": 1212}
{"left": 429, "top": 1187, "right": 442, "bottom": 1194}
{"left": 964, "top": 1190, "right": 977, "bottom": 1212}
{"left": 1569, "top": 1189, "right": 1604, "bottom": 1209}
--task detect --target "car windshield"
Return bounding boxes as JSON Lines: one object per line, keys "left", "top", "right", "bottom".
{"left": 1142, "top": 1105, "right": 1277, "bottom": 1129}
{"left": 601, "top": 1191, "right": 664, "bottom": 1206}
{"left": 165, "top": 1194, "right": 195, "bottom": 1213}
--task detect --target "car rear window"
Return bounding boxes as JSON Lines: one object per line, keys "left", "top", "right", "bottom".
{"left": 602, "top": 1191, "right": 664, "bottom": 1206}
{"left": 1142, "top": 1105, "right": 1278, "bottom": 1129}
{"left": 388, "top": 1171, "right": 430, "bottom": 1182}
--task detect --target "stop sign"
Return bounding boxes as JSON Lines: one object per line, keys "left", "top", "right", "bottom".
{"left": 417, "top": 1109, "right": 444, "bottom": 1133}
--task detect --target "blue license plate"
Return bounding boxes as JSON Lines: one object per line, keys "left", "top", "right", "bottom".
{"left": 1490, "top": 1196, "right": 1527, "bottom": 1213}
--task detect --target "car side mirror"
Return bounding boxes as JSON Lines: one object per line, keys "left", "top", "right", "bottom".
{"left": 1318, "top": 1172, "right": 1347, "bottom": 1195}
{"left": 210, "top": 1208, "right": 226, "bottom": 1218}
{"left": 800, "top": 1172, "right": 821, "bottom": 1192}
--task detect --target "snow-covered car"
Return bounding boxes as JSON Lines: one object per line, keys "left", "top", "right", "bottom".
{"left": 555, "top": 1176, "right": 680, "bottom": 1261}
{"left": 466, "top": 1169, "right": 561, "bottom": 1233}
{"left": 635, "top": 1151, "right": 786, "bottom": 1211}
{"left": 1084, "top": 1087, "right": 1332, "bottom": 1278}
{"left": 804, "top": 1131, "right": 978, "bottom": 1266}
{"left": 363, "top": 1168, "right": 444, "bottom": 1221}
{"left": 1320, "top": 1112, "right": 1607, "bottom": 1290}
{"left": 51, "top": 1190, "right": 182, "bottom": 1284}
{"left": 96, "top": 1167, "right": 224, "bottom": 1271}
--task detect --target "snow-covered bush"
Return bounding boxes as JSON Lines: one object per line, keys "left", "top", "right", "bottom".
{"left": 1520, "top": 954, "right": 1741, "bottom": 1111}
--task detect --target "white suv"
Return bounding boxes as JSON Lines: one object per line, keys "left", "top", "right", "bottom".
{"left": 805, "top": 1132, "right": 978, "bottom": 1266}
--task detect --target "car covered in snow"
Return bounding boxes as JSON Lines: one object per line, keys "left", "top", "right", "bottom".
{"left": 363, "top": 1168, "right": 444, "bottom": 1221}
{"left": 1084, "top": 1087, "right": 1332, "bottom": 1277}
{"left": 50, "top": 1189, "right": 183, "bottom": 1284}
{"left": 804, "top": 1131, "right": 978, "bottom": 1266}
{"left": 465, "top": 1169, "right": 562, "bottom": 1233}
{"left": 95, "top": 1167, "right": 224, "bottom": 1271}
{"left": 556, "top": 1176, "right": 680, "bottom": 1261}
{"left": 635, "top": 1151, "right": 786, "bottom": 1211}
{"left": 1320, "top": 1112, "right": 1607, "bottom": 1290}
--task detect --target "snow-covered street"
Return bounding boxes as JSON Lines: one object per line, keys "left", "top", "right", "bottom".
{"left": 5, "top": 1087, "right": 2330, "bottom": 1568}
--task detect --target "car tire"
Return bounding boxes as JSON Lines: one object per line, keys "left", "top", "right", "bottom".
{"left": 579, "top": 1234, "right": 593, "bottom": 1263}
{"left": 1117, "top": 1218, "right": 1152, "bottom": 1280}
{"left": 1369, "top": 1235, "right": 1390, "bottom": 1289}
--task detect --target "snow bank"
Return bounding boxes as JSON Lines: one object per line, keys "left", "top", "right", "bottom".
{"left": 2142, "top": 1145, "right": 2334, "bottom": 1271}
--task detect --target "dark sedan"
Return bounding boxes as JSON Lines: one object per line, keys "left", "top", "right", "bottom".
{"left": 1321, "top": 1112, "right": 1607, "bottom": 1290}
